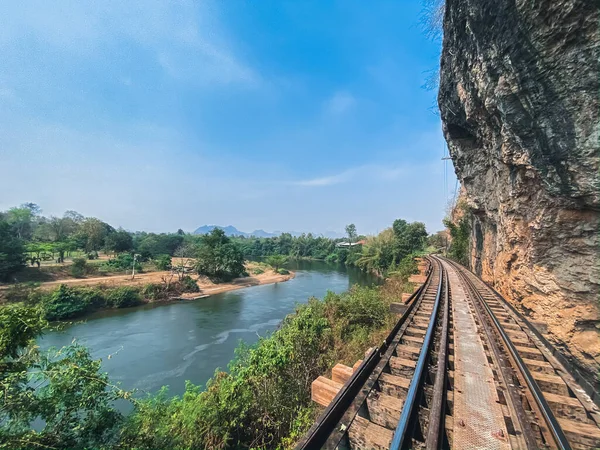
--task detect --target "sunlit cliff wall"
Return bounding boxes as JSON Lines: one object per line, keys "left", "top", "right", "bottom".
{"left": 438, "top": 0, "right": 599, "bottom": 375}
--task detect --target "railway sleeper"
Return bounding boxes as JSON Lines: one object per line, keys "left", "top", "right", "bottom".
{"left": 513, "top": 344, "right": 544, "bottom": 361}
{"left": 522, "top": 357, "right": 555, "bottom": 375}
{"left": 405, "top": 327, "right": 426, "bottom": 338}
{"left": 366, "top": 390, "right": 403, "bottom": 430}
{"left": 395, "top": 344, "right": 422, "bottom": 361}
{"left": 543, "top": 392, "right": 590, "bottom": 423}
{"left": 389, "top": 356, "right": 416, "bottom": 377}
{"left": 347, "top": 415, "right": 393, "bottom": 450}
{"left": 531, "top": 371, "right": 570, "bottom": 396}
{"left": 377, "top": 372, "right": 410, "bottom": 398}
{"left": 505, "top": 329, "right": 530, "bottom": 341}
{"left": 557, "top": 417, "right": 600, "bottom": 449}
{"left": 401, "top": 335, "right": 424, "bottom": 346}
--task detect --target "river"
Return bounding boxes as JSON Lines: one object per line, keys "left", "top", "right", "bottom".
{"left": 40, "top": 261, "right": 378, "bottom": 398}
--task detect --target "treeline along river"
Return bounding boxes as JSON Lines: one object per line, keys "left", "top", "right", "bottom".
{"left": 40, "top": 261, "right": 379, "bottom": 398}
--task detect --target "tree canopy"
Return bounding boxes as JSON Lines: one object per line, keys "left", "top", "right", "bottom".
{"left": 195, "top": 228, "right": 246, "bottom": 282}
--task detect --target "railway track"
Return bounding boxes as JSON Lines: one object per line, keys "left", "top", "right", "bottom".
{"left": 296, "top": 256, "right": 600, "bottom": 450}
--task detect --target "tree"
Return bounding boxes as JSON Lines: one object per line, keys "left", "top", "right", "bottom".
{"left": 195, "top": 228, "right": 246, "bottom": 282}
{"left": 345, "top": 223, "right": 357, "bottom": 245}
{"left": 266, "top": 254, "right": 288, "bottom": 273}
{"left": 392, "top": 219, "right": 428, "bottom": 263}
{"left": 0, "top": 304, "right": 128, "bottom": 449}
{"left": 443, "top": 215, "right": 471, "bottom": 265}
{"left": 0, "top": 220, "right": 25, "bottom": 281}
{"left": 104, "top": 229, "right": 134, "bottom": 255}
{"left": 78, "top": 218, "right": 113, "bottom": 253}
{"left": 5, "top": 206, "right": 34, "bottom": 240}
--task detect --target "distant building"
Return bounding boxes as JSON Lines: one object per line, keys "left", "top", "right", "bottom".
{"left": 335, "top": 240, "right": 366, "bottom": 248}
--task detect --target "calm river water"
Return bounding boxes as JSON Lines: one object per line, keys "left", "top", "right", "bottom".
{"left": 40, "top": 261, "right": 378, "bottom": 398}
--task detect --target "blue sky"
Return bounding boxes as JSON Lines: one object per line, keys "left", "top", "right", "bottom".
{"left": 0, "top": 1, "right": 456, "bottom": 235}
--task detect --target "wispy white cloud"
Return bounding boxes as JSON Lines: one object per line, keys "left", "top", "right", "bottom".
{"left": 323, "top": 91, "right": 356, "bottom": 115}
{"left": 0, "top": 0, "right": 258, "bottom": 86}
{"left": 292, "top": 163, "right": 427, "bottom": 188}
{"left": 293, "top": 170, "right": 357, "bottom": 187}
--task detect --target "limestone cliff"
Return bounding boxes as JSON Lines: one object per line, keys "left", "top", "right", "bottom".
{"left": 438, "top": 0, "right": 600, "bottom": 376}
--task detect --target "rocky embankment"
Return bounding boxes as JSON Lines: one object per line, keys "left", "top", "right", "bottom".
{"left": 438, "top": 0, "right": 599, "bottom": 375}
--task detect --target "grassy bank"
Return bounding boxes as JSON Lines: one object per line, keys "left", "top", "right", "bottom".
{"left": 2, "top": 276, "right": 201, "bottom": 321}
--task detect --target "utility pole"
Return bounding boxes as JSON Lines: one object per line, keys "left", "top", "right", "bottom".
{"left": 131, "top": 254, "right": 138, "bottom": 280}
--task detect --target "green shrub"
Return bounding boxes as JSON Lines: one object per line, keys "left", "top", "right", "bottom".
{"left": 277, "top": 268, "right": 290, "bottom": 275}
{"left": 42, "top": 284, "right": 91, "bottom": 321}
{"left": 325, "top": 253, "right": 338, "bottom": 264}
{"left": 103, "top": 253, "right": 141, "bottom": 272}
{"left": 70, "top": 257, "right": 87, "bottom": 278}
{"left": 105, "top": 287, "right": 141, "bottom": 308}
{"left": 180, "top": 275, "right": 199, "bottom": 293}
{"left": 154, "top": 254, "right": 172, "bottom": 271}
{"left": 142, "top": 283, "right": 164, "bottom": 301}
{"left": 252, "top": 267, "right": 265, "bottom": 275}
{"left": 77, "top": 287, "right": 106, "bottom": 309}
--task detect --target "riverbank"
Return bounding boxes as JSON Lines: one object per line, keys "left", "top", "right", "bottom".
{"left": 0, "top": 263, "right": 295, "bottom": 321}
{"left": 179, "top": 270, "right": 295, "bottom": 299}
{"left": 2, "top": 267, "right": 293, "bottom": 294}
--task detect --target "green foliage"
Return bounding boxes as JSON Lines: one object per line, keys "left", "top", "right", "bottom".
{"left": 104, "top": 229, "right": 134, "bottom": 255}
{"left": 0, "top": 304, "right": 129, "bottom": 449}
{"left": 233, "top": 232, "right": 339, "bottom": 261}
{"left": 42, "top": 284, "right": 92, "bottom": 321}
{"left": 443, "top": 205, "right": 471, "bottom": 265}
{"left": 134, "top": 233, "right": 184, "bottom": 260}
{"left": 0, "top": 304, "right": 46, "bottom": 358}
{"left": 345, "top": 223, "right": 357, "bottom": 243}
{"left": 355, "top": 221, "right": 426, "bottom": 275}
{"left": 105, "top": 287, "right": 142, "bottom": 308}
{"left": 181, "top": 275, "right": 200, "bottom": 293}
{"left": 388, "top": 254, "right": 419, "bottom": 279}
{"left": 392, "top": 219, "right": 428, "bottom": 262}
{"left": 103, "top": 253, "right": 141, "bottom": 272}
{"left": 277, "top": 268, "right": 290, "bottom": 275}
{"left": 196, "top": 229, "right": 246, "bottom": 282}
{"left": 154, "top": 254, "right": 172, "bottom": 270}
{"left": 252, "top": 267, "right": 265, "bottom": 275}
{"left": 0, "top": 220, "right": 25, "bottom": 281}
{"left": 265, "top": 254, "right": 288, "bottom": 272}
{"left": 70, "top": 257, "right": 88, "bottom": 278}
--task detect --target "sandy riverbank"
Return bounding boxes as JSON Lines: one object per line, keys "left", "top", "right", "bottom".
{"left": 0, "top": 263, "right": 295, "bottom": 301}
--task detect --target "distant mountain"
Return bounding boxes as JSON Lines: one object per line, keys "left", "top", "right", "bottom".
{"left": 248, "top": 229, "right": 278, "bottom": 238}
{"left": 192, "top": 225, "right": 343, "bottom": 239}
{"left": 193, "top": 225, "right": 247, "bottom": 236}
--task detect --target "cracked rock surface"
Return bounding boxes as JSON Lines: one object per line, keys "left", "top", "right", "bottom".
{"left": 438, "top": 0, "right": 599, "bottom": 375}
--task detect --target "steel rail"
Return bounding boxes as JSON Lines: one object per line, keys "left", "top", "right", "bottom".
{"left": 390, "top": 257, "right": 444, "bottom": 450}
{"left": 295, "top": 258, "right": 434, "bottom": 450}
{"left": 445, "top": 257, "right": 571, "bottom": 450}
{"left": 425, "top": 261, "right": 449, "bottom": 449}
{"left": 471, "top": 269, "right": 599, "bottom": 406}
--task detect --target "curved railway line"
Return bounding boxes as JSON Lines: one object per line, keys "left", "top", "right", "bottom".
{"left": 297, "top": 256, "right": 600, "bottom": 450}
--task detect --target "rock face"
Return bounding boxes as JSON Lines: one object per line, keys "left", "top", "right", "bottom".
{"left": 438, "top": 0, "right": 599, "bottom": 375}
